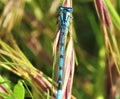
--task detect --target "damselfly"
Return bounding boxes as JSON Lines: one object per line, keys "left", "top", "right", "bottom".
{"left": 56, "top": 6, "right": 73, "bottom": 99}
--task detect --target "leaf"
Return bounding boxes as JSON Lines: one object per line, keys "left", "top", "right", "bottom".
{"left": 47, "top": 89, "right": 50, "bottom": 99}
{"left": 21, "top": 80, "right": 34, "bottom": 99}
{"left": 13, "top": 81, "right": 25, "bottom": 99}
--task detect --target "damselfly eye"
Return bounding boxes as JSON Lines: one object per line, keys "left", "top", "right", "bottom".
{"left": 58, "top": 6, "right": 64, "bottom": 11}
{"left": 66, "top": 8, "right": 73, "bottom": 12}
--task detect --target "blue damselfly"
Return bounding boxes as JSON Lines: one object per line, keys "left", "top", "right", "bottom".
{"left": 56, "top": 6, "right": 73, "bottom": 99}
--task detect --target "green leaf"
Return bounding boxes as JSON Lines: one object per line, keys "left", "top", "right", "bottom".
{"left": 13, "top": 81, "right": 25, "bottom": 99}
{"left": 47, "top": 89, "right": 50, "bottom": 99}
{"left": 21, "top": 80, "right": 34, "bottom": 99}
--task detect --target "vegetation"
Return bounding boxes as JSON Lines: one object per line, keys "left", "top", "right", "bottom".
{"left": 0, "top": 0, "right": 120, "bottom": 99}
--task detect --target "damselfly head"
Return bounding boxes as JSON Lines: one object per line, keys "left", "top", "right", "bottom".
{"left": 58, "top": 6, "right": 73, "bottom": 12}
